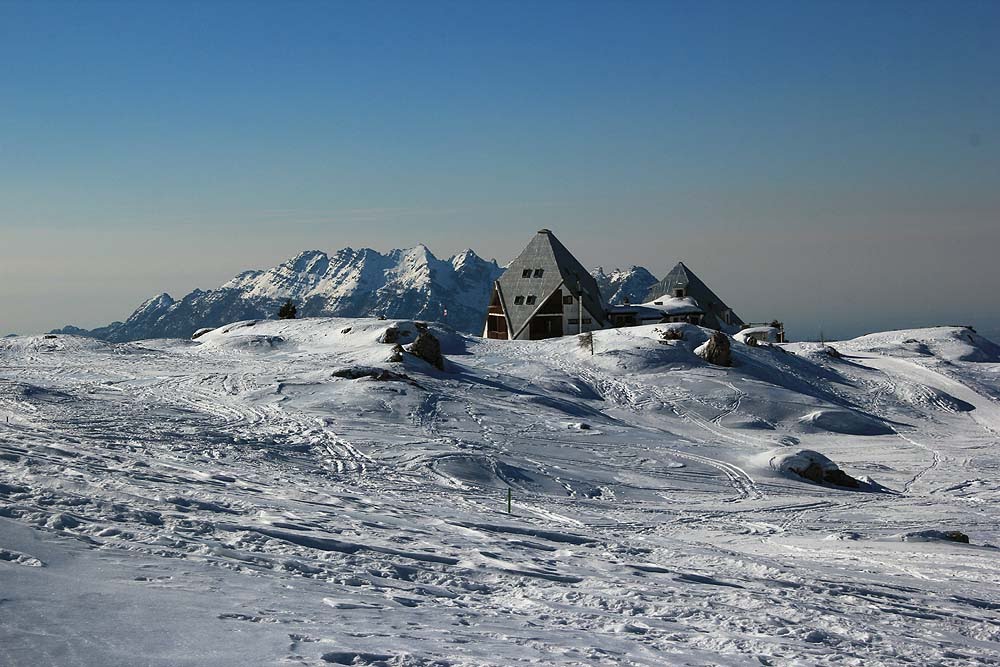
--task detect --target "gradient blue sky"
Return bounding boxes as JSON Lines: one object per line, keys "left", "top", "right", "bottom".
{"left": 2, "top": 0, "right": 998, "bottom": 340}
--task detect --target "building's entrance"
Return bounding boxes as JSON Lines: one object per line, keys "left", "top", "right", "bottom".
{"left": 528, "top": 290, "right": 566, "bottom": 339}
{"left": 486, "top": 314, "right": 509, "bottom": 339}
{"left": 529, "top": 315, "right": 562, "bottom": 339}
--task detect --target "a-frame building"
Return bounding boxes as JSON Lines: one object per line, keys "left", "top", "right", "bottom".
{"left": 645, "top": 262, "right": 745, "bottom": 332}
{"left": 484, "top": 229, "right": 607, "bottom": 340}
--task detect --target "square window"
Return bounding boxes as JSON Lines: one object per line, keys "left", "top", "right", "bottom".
{"left": 533, "top": 269, "right": 544, "bottom": 278}
{"left": 514, "top": 295, "right": 524, "bottom": 305}
{"left": 525, "top": 295, "right": 537, "bottom": 305}
{"left": 563, "top": 295, "right": 574, "bottom": 305}
{"left": 521, "top": 269, "right": 532, "bottom": 278}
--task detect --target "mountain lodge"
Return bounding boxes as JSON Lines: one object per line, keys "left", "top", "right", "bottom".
{"left": 485, "top": 230, "right": 779, "bottom": 341}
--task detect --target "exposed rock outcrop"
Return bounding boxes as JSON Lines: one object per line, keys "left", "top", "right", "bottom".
{"left": 378, "top": 326, "right": 402, "bottom": 344}
{"left": 408, "top": 331, "right": 445, "bottom": 370}
{"left": 698, "top": 331, "right": 732, "bottom": 367}
{"left": 387, "top": 344, "right": 405, "bottom": 363}
{"left": 901, "top": 530, "right": 971, "bottom": 544}
{"left": 765, "top": 449, "right": 863, "bottom": 489}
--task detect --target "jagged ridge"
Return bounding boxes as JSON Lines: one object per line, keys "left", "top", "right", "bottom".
{"left": 54, "top": 247, "right": 657, "bottom": 342}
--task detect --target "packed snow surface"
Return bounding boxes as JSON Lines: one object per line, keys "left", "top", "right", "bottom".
{"left": 2, "top": 322, "right": 999, "bottom": 666}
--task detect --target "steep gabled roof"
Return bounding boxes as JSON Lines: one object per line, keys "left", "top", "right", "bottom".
{"left": 646, "top": 262, "right": 744, "bottom": 330}
{"left": 496, "top": 229, "right": 607, "bottom": 337}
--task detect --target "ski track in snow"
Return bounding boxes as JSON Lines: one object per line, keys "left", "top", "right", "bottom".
{"left": 1, "top": 321, "right": 999, "bottom": 666}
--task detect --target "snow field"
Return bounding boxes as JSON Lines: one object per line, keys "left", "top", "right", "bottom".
{"left": 1, "top": 320, "right": 999, "bottom": 666}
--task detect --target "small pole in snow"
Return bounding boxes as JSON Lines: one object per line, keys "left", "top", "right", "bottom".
{"left": 506, "top": 487, "right": 512, "bottom": 515}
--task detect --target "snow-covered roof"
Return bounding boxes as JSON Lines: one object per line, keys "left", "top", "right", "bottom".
{"left": 735, "top": 326, "right": 780, "bottom": 344}
{"left": 609, "top": 295, "right": 704, "bottom": 319}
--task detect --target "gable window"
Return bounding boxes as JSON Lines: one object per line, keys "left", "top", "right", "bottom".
{"left": 522, "top": 269, "right": 532, "bottom": 278}
{"left": 533, "top": 269, "right": 544, "bottom": 278}
{"left": 525, "top": 295, "right": 537, "bottom": 305}
{"left": 563, "top": 295, "right": 574, "bottom": 305}
{"left": 582, "top": 318, "right": 592, "bottom": 324}
{"left": 514, "top": 295, "right": 525, "bottom": 305}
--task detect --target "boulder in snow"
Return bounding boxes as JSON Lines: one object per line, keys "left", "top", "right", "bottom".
{"left": 331, "top": 366, "right": 414, "bottom": 383}
{"left": 764, "top": 449, "right": 861, "bottom": 489}
{"left": 407, "top": 331, "right": 445, "bottom": 370}
{"left": 657, "top": 326, "right": 684, "bottom": 342}
{"left": 387, "top": 344, "right": 405, "bottom": 364}
{"left": 696, "top": 331, "right": 731, "bottom": 367}
{"left": 900, "top": 530, "right": 970, "bottom": 544}
{"left": 378, "top": 326, "right": 402, "bottom": 344}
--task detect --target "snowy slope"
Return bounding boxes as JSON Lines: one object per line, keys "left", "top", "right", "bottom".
{"left": 2, "top": 323, "right": 999, "bottom": 666}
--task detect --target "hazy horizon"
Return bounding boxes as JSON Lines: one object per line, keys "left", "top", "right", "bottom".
{"left": 3, "top": 1, "right": 998, "bottom": 341}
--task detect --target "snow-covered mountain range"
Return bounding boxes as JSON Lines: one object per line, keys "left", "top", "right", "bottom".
{"left": 592, "top": 265, "right": 658, "bottom": 305}
{"left": 53, "top": 246, "right": 658, "bottom": 342}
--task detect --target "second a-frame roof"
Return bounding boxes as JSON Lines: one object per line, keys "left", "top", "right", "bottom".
{"left": 646, "top": 261, "right": 744, "bottom": 329}
{"left": 497, "top": 229, "right": 607, "bottom": 337}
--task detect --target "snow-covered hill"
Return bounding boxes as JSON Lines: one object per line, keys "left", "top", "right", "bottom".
{"left": 53, "top": 248, "right": 659, "bottom": 343}
{"left": 2, "top": 322, "right": 998, "bottom": 665}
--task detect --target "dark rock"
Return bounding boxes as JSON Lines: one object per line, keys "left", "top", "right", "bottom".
{"left": 790, "top": 462, "right": 861, "bottom": 489}
{"left": 408, "top": 331, "right": 445, "bottom": 370}
{"left": 902, "top": 529, "right": 972, "bottom": 544}
{"left": 658, "top": 327, "right": 684, "bottom": 342}
{"left": 823, "top": 468, "right": 861, "bottom": 489}
{"left": 796, "top": 462, "right": 825, "bottom": 484}
{"left": 378, "top": 326, "right": 401, "bottom": 344}
{"left": 699, "top": 331, "right": 731, "bottom": 366}
{"left": 47, "top": 513, "right": 81, "bottom": 529}
{"left": 387, "top": 344, "right": 405, "bottom": 363}
{"left": 331, "top": 366, "right": 413, "bottom": 383}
